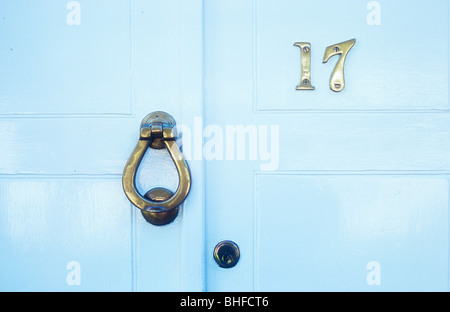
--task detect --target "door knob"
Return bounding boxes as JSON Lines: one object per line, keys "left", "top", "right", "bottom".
{"left": 122, "top": 112, "right": 191, "bottom": 225}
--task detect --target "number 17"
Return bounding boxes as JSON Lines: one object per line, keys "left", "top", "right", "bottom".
{"left": 295, "top": 39, "right": 356, "bottom": 92}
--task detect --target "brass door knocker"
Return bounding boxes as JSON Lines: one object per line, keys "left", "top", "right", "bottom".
{"left": 122, "top": 112, "right": 191, "bottom": 225}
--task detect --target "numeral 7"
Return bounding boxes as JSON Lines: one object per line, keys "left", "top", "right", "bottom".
{"left": 295, "top": 39, "right": 356, "bottom": 92}
{"left": 323, "top": 39, "right": 356, "bottom": 92}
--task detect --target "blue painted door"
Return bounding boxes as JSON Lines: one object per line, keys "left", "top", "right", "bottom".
{"left": 1, "top": 0, "right": 449, "bottom": 292}
{"left": 0, "top": 0, "right": 204, "bottom": 291}
{"left": 204, "top": 0, "right": 450, "bottom": 291}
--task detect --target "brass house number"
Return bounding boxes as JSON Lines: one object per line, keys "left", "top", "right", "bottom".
{"left": 295, "top": 39, "right": 356, "bottom": 92}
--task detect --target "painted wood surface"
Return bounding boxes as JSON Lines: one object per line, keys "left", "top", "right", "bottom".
{"left": 204, "top": 0, "right": 450, "bottom": 291}
{"left": 0, "top": 0, "right": 204, "bottom": 291}
{"left": 0, "top": 0, "right": 449, "bottom": 292}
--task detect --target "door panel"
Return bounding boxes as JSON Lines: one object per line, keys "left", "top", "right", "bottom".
{"left": 204, "top": 0, "right": 450, "bottom": 291}
{"left": 0, "top": 179, "right": 131, "bottom": 291}
{"left": 255, "top": 174, "right": 448, "bottom": 291}
{"left": 0, "top": 1, "right": 131, "bottom": 115}
{"left": 255, "top": 0, "right": 448, "bottom": 112}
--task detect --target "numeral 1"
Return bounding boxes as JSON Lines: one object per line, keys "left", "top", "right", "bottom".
{"left": 323, "top": 39, "right": 356, "bottom": 92}
{"left": 294, "top": 42, "right": 315, "bottom": 90}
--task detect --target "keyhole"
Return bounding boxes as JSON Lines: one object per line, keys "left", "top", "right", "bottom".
{"left": 213, "top": 240, "right": 240, "bottom": 269}
{"left": 221, "top": 250, "right": 234, "bottom": 264}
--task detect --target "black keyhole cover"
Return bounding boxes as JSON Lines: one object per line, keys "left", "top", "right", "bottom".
{"left": 213, "top": 240, "right": 240, "bottom": 269}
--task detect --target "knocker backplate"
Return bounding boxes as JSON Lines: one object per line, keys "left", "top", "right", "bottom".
{"left": 141, "top": 111, "right": 176, "bottom": 149}
{"left": 141, "top": 187, "right": 179, "bottom": 225}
